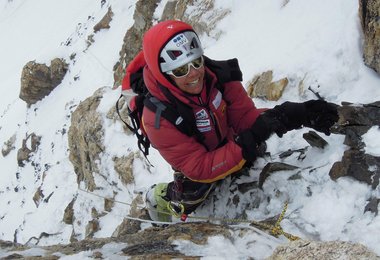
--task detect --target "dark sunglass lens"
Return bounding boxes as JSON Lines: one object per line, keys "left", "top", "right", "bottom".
{"left": 172, "top": 64, "right": 189, "bottom": 77}
{"left": 192, "top": 57, "right": 203, "bottom": 68}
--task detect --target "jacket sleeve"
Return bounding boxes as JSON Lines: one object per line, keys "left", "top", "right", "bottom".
{"left": 142, "top": 109, "right": 246, "bottom": 183}
{"left": 223, "top": 81, "right": 266, "bottom": 134}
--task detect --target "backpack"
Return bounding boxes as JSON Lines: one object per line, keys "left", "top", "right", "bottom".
{"left": 116, "top": 52, "right": 243, "bottom": 160}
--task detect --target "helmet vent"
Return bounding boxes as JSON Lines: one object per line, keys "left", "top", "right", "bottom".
{"left": 167, "top": 50, "right": 183, "bottom": 60}
{"left": 190, "top": 38, "right": 199, "bottom": 49}
{"left": 159, "top": 31, "right": 203, "bottom": 73}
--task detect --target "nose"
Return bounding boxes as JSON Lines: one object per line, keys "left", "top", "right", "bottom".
{"left": 187, "top": 66, "right": 199, "bottom": 77}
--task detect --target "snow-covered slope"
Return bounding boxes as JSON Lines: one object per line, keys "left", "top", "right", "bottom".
{"left": 0, "top": 0, "right": 379, "bottom": 258}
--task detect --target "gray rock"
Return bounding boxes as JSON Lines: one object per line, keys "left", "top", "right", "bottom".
{"left": 302, "top": 130, "right": 328, "bottom": 149}
{"left": 68, "top": 88, "right": 105, "bottom": 191}
{"left": 17, "top": 133, "right": 41, "bottom": 167}
{"left": 113, "top": 0, "right": 159, "bottom": 87}
{"left": 364, "top": 197, "right": 380, "bottom": 216}
{"left": 359, "top": 0, "right": 380, "bottom": 74}
{"left": 63, "top": 198, "right": 76, "bottom": 225}
{"left": 259, "top": 162, "right": 299, "bottom": 189}
{"left": 113, "top": 152, "right": 136, "bottom": 186}
{"left": 268, "top": 239, "right": 380, "bottom": 260}
{"left": 1, "top": 134, "right": 16, "bottom": 157}
{"left": 19, "top": 58, "right": 68, "bottom": 106}
{"left": 329, "top": 149, "right": 380, "bottom": 189}
{"left": 93, "top": 7, "right": 113, "bottom": 33}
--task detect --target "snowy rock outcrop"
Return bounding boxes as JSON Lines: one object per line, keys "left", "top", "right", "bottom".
{"left": 330, "top": 101, "right": 380, "bottom": 189}
{"left": 3, "top": 0, "right": 380, "bottom": 259}
{"left": 113, "top": 0, "right": 158, "bottom": 87}
{"left": 161, "top": 0, "right": 230, "bottom": 39}
{"left": 330, "top": 101, "right": 380, "bottom": 214}
{"left": 1, "top": 224, "right": 378, "bottom": 259}
{"left": 1, "top": 134, "right": 16, "bottom": 157}
{"left": 246, "top": 70, "right": 289, "bottom": 101}
{"left": 113, "top": 0, "right": 230, "bottom": 87}
{"left": 19, "top": 58, "right": 68, "bottom": 106}
{"left": 269, "top": 240, "right": 380, "bottom": 260}
{"left": 360, "top": 0, "right": 380, "bottom": 74}
{"left": 16, "top": 132, "right": 41, "bottom": 167}
{"left": 68, "top": 88, "right": 105, "bottom": 191}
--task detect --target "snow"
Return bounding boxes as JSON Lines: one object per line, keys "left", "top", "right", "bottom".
{"left": 363, "top": 127, "right": 380, "bottom": 156}
{"left": 0, "top": 0, "right": 379, "bottom": 258}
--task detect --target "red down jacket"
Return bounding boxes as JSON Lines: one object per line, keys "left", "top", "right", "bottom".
{"left": 141, "top": 20, "right": 265, "bottom": 183}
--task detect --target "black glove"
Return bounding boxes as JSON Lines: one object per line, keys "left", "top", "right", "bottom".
{"left": 303, "top": 100, "right": 339, "bottom": 135}
{"left": 272, "top": 100, "right": 339, "bottom": 135}
{"left": 235, "top": 111, "right": 289, "bottom": 162}
{"left": 250, "top": 111, "right": 288, "bottom": 140}
{"left": 235, "top": 130, "right": 259, "bottom": 162}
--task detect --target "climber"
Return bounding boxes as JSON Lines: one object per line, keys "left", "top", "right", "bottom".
{"left": 124, "top": 20, "right": 338, "bottom": 221}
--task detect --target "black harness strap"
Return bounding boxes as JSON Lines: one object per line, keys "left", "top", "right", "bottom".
{"left": 116, "top": 94, "right": 151, "bottom": 159}
{"left": 157, "top": 84, "right": 208, "bottom": 148}
{"left": 148, "top": 97, "right": 166, "bottom": 129}
{"left": 144, "top": 96, "right": 193, "bottom": 138}
{"left": 115, "top": 95, "right": 134, "bottom": 132}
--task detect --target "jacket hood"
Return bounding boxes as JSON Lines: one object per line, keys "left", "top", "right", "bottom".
{"left": 143, "top": 20, "right": 195, "bottom": 92}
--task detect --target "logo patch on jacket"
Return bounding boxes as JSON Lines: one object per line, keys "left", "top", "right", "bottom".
{"left": 195, "top": 109, "right": 211, "bottom": 132}
{"left": 212, "top": 91, "right": 222, "bottom": 109}
{"left": 195, "top": 109, "right": 208, "bottom": 120}
{"left": 198, "top": 126, "right": 212, "bottom": 132}
{"left": 196, "top": 119, "right": 210, "bottom": 127}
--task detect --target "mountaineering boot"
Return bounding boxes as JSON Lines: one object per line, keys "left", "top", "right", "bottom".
{"left": 145, "top": 183, "right": 172, "bottom": 222}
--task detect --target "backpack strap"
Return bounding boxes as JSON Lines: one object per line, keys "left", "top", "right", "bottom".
{"left": 144, "top": 96, "right": 193, "bottom": 137}
{"left": 144, "top": 91, "right": 209, "bottom": 151}
{"left": 158, "top": 85, "right": 207, "bottom": 147}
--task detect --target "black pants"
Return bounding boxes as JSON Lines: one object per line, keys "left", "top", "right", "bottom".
{"left": 165, "top": 172, "right": 215, "bottom": 214}
{"left": 165, "top": 167, "right": 251, "bottom": 214}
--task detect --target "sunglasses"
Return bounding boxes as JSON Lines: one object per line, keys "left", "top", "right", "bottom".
{"left": 166, "top": 56, "right": 204, "bottom": 78}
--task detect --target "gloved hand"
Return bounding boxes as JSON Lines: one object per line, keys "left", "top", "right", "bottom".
{"left": 303, "top": 100, "right": 339, "bottom": 135}
{"left": 235, "top": 112, "right": 288, "bottom": 162}
{"left": 272, "top": 100, "right": 339, "bottom": 135}
{"left": 250, "top": 111, "right": 288, "bottom": 140}
{"left": 235, "top": 130, "right": 259, "bottom": 162}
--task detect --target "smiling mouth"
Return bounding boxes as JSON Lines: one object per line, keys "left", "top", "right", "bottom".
{"left": 187, "top": 78, "right": 199, "bottom": 87}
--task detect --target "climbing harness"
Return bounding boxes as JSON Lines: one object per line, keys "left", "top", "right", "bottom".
{"left": 78, "top": 188, "right": 300, "bottom": 241}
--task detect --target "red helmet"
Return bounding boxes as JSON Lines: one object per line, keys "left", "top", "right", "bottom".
{"left": 143, "top": 20, "right": 203, "bottom": 87}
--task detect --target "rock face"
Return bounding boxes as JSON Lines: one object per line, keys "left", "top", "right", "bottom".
{"left": 10, "top": 1, "right": 380, "bottom": 259}
{"left": 93, "top": 6, "right": 113, "bottom": 33}
{"left": 359, "top": 0, "right": 380, "bottom": 74}
{"left": 1, "top": 225, "right": 378, "bottom": 259}
{"left": 113, "top": 0, "right": 159, "bottom": 87}
{"left": 19, "top": 58, "right": 68, "bottom": 106}
{"left": 68, "top": 88, "right": 105, "bottom": 191}
{"left": 113, "top": 152, "right": 136, "bottom": 186}
{"left": 16, "top": 133, "right": 41, "bottom": 167}
{"left": 0, "top": 223, "right": 232, "bottom": 258}
{"left": 112, "top": 0, "right": 230, "bottom": 87}
{"left": 329, "top": 101, "right": 380, "bottom": 214}
{"left": 269, "top": 240, "right": 380, "bottom": 260}
{"left": 1, "top": 134, "right": 16, "bottom": 157}
{"left": 246, "top": 70, "right": 289, "bottom": 101}
{"left": 161, "top": 0, "right": 230, "bottom": 39}
{"left": 330, "top": 102, "right": 380, "bottom": 189}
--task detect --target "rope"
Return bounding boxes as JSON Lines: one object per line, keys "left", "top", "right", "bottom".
{"left": 78, "top": 188, "right": 300, "bottom": 241}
